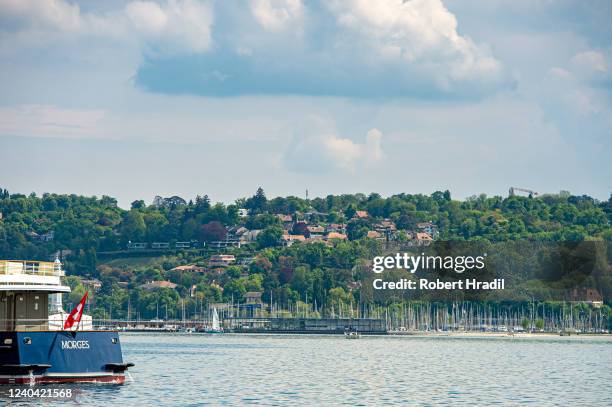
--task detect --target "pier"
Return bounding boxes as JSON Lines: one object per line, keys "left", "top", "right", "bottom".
{"left": 93, "top": 317, "right": 387, "bottom": 334}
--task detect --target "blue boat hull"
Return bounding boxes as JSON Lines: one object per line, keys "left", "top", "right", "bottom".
{"left": 0, "top": 331, "right": 130, "bottom": 384}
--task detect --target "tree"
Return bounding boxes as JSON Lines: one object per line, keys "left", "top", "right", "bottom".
{"left": 223, "top": 279, "right": 246, "bottom": 302}
{"left": 521, "top": 317, "right": 530, "bottom": 331}
{"left": 291, "top": 266, "right": 311, "bottom": 297}
{"left": 250, "top": 257, "right": 272, "bottom": 274}
{"left": 257, "top": 226, "right": 283, "bottom": 248}
{"left": 131, "top": 200, "right": 145, "bottom": 209}
{"left": 292, "top": 222, "right": 310, "bottom": 237}
{"left": 344, "top": 204, "right": 357, "bottom": 220}
{"left": 347, "top": 220, "right": 369, "bottom": 240}
{"left": 246, "top": 187, "right": 267, "bottom": 214}
{"left": 120, "top": 210, "right": 146, "bottom": 241}
{"left": 200, "top": 221, "right": 227, "bottom": 242}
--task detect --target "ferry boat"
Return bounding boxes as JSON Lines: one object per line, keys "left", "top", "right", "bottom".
{"left": 0, "top": 259, "right": 133, "bottom": 384}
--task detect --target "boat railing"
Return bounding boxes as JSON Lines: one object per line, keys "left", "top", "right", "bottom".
{"left": 0, "top": 317, "right": 93, "bottom": 332}
{"left": 0, "top": 260, "right": 64, "bottom": 277}
{"left": 0, "top": 318, "right": 55, "bottom": 332}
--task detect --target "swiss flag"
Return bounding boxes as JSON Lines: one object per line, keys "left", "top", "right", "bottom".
{"left": 64, "top": 291, "right": 88, "bottom": 330}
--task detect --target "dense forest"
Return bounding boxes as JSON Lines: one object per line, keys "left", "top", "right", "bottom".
{"left": 0, "top": 187, "right": 610, "bottom": 324}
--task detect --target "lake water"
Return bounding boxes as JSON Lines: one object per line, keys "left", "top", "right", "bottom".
{"left": 4, "top": 333, "right": 612, "bottom": 406}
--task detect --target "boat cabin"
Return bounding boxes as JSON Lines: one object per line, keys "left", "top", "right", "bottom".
{"left": 0, "top": 260, "right": 70, "bottom": 332}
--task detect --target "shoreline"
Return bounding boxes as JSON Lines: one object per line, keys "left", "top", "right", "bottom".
{"left": 119, "top": 330, "right": 612, "bottom": 338}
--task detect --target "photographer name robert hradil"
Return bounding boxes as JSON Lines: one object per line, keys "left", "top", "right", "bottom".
{"left": 371, "top": 252, "right": 504, "bottom": 291}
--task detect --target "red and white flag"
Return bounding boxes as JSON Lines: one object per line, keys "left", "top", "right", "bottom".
{"left": 64, "top": 291, "right": 88, "bottom": 330}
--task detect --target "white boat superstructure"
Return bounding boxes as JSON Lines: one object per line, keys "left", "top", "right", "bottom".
{"left": 0, "top": 259, "right": 71, "bottom": 331}
{"left": 0, "top": 259, "right": 70, "bottom": 293}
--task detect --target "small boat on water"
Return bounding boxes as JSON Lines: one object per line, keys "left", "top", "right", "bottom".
{"left": 345, "top": 328, "right": 360, "bottom": 339}
{"left": 199, "top": 307, "right": 223, "bottom": 334}
{"left": 0, "top": 259, "right": 133, "bottom": 384}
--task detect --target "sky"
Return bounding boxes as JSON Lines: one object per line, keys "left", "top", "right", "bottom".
{"left": 0, "top": 0, "right": 610, "bottom": 208}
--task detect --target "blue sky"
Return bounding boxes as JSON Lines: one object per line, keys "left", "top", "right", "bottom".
{"left": 0, "top": 0, "right": 610, "bottom": 207}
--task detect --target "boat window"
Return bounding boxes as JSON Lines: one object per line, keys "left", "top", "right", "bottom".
{"left": 112, "top": 338, "right": 118, "bottom": 344}
{"left": 23, "top": 337, "right": 31, "bottom": 345}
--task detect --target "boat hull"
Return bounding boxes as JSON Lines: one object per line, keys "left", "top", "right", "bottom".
{"left": 0, "top": 373, "right": 125, "bottom": 384}
{"left": 0, "top": 331, "right": 130, "bottom": 385}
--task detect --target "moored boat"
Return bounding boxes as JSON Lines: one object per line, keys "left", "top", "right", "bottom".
{"left": 344, "top": 328, "right": 360, "bottom": 339}
{"left": 0, "top": 259, "right": 133, "bottom": 384}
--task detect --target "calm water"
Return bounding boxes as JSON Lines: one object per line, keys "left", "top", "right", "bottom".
{"left": 3, "top": 333, "right": 612, "bottom": 406}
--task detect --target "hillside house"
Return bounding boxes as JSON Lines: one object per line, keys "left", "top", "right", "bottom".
{"left": 209, "top": 254, "right": 236, "bottom": 267}
{"left": 354, "top": 211, "right": 369, "bottom": 219}
{"left": 140, "top": 281, "right": 178, "bottom": 290}
{"left": 281, "top": 234, "right": 306, "bottom": 247}
{"left": 170, "top": 264, "right": 206, "bottom": 273}
{"left": 244, "top": 291, "right": 263, "bottom": 304}
{"left": 416, "top": 222, "right": 439, "bottom": 239}
{"left": 326, "top": 232, "right": 348, "bottom": 241}
{"left": 415, "top": 232, "right": 433, "bottom": 246}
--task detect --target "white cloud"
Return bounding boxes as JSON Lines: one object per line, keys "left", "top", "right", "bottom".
{"left": 570, "top": 50, "right": 608, "bottom": 81}
{"left": 250, "top": 0, "right": 303, "bottom": 32}
{"left": 283, "top": 118, "right": 384, "bottom": 173}
{"left": 0, "top": 105, "right": 107, "bottom": 139}
{"left": 326, "top": 0, "right": 503, "bottom": 87}
{"left": 544, "top": 50, "right": 611, "bottom": 117}
{"left": 155, "top": 0, "right": 213, "bottom": 53}
{"left": 0, "top": 0, "right": 214, "bottom": 55}
{"left": 126, "top": 1, "right": 168, "bottom": 35}
{"left": 0, "top": 0, "right": 81, "bottom": 32}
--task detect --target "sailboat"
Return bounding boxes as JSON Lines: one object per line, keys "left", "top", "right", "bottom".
{"left": 205, "top": 307, "right": 223, "bottom": 333}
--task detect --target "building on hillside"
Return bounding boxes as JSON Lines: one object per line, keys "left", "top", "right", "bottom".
{"left": 326, "top": 223, "right": 346, "bottom": 234}
{"left": 415, "top": 232, "right": 433, "bottom": 246}
{"left": 206, "top": 238, "right": 241, "bottom": 248}
{"left": 244, "top": 291, "right": 263, "bottom": 304}
{"left": 140, "top": 280, "right": 177, "bottom": 290}
{"left": 42, "top": 231, "right": 55, "bottom": 242}
{"left": 209, "top": 254, "right": 236, "bottom": 267}
{"left": 366, "top": 230, "right": 383, "bottom": 240}
{"left": 26, "top": 230, "right": 55, "bottom": 242}
{"left": 354, "top": 211, "right": 369, "bottom": 219}
{"left": 228, "top": 226, "right": 249, "bottom": 238}
{"left": 276, "top": 214, "right": 293, "bottom": 223}
{"left": 326, "top": 232, "right": 348, "bottom": 241}
{"left": 416, "top": 222, "right": 439, "bottom": 239}
{"left": 281, "top": 234, "right": 306, "bottom": 247}
{"left": 152, "top": 195, "right": 164, "bottom": 208}
{"left": 238, "top": 208, "right": 249, "bottom": 218}
{"left": 127, "top": 242, "right": 147, "bottom": 250}
{"left": 307, "top": 225, "right": 325, "bottom": 237}
{"left": 375, "top": 220, "right": 397, "bottom": 233}
{"left": 175, "top": 241, "right": 192, "bottom": 249}
{"left": 170, "top": 264, "right": 206, "bottom": 273}
{"left": 240, "top": 230, "right": 261, "bottom": 243}
{"left": 304, "top": 236, "right": 325, "bottom": 244}
{"left": 81, "top": 278, "right": 102, "bottom": 291}
{"left": 570, "top": 288, "right": 604, "bottom": 308}
{"left": 347, "top": 281, "right": 361, "bottom": 291}
{"left": 151, "top": 242, "right": 170, "bottom": 249}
